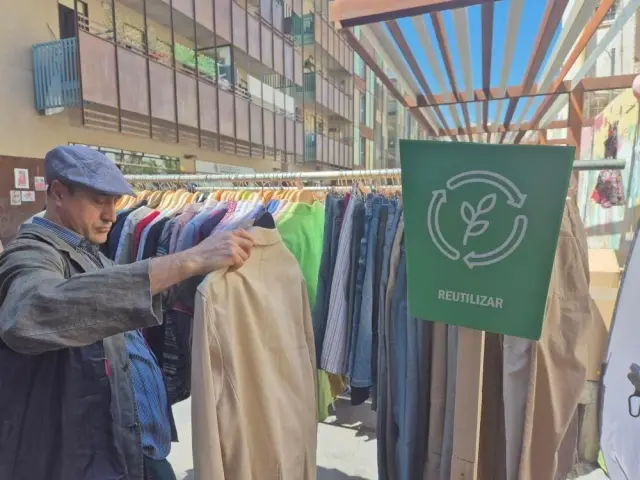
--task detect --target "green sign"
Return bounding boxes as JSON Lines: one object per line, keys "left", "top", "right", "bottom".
{"left": 400, "top": 140, "right": 574, "bottom": 340}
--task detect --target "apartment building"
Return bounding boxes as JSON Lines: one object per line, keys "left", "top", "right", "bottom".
{"left": 1, "top": 0, "right": 425, "bottom": 176}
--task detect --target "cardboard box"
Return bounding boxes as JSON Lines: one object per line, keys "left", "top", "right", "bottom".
{"left": 586, "top": 248, "right": 621, "bottom": 381}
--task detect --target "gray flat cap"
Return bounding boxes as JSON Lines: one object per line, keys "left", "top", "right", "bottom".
{"left": 45, "top": 145, "right": 135, "bottom": 196}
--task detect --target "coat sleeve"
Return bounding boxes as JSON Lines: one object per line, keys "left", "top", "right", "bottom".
{"left": 191, "top": 289, "right": 226, "bottom": 479}
{"left": 0, "top": 239, "right": 162, "bottom": 355}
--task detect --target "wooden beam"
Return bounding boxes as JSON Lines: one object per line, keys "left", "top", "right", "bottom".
{"left": 341, "top": 29, "right": 438, "bottom": 136}
{"left": 567, "top": 85, "right": 584, "bottom": 158}
{"left": 415, "top": 82, "right": 572, "bottom": 107}
{"left": 499, "top": 0, "right": 570, "bottom": 143}
{"left": 435, "top": 119, "right": 567, "bottom": 136}
{"left": 386, "top": 20, "right": 457, "bottom": 141}
{"left": 330, "top": 0, "right": 502, "bottom": 28}
{"left": 412, "top": 74, "right": 635, "bottom": 108}
{"left": 481, "top": 1, "right": 494, "bottom": 140}
{"left": 431, "top": 12, "right": 474, "bottom": 139}
{"left": 513, "top": 0, "right": 618, "bottom": 144}
{"left": 580, "top": 73, "right": 636, "bottom": 92}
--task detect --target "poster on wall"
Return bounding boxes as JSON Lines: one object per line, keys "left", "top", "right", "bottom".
{"left": 21, "top": 191, "right": 35, "bottom": 202}
{"left": 576, "top": 89, "right": 640, "bottom": 258}
{"left": 10, "top": 191, "right": 22, "bottom": 206}
{"left": 34, "top": 176, "right": 46, "bottom": 191}
{"left": 14, "top": 168, "right": 29, "bottom": 189}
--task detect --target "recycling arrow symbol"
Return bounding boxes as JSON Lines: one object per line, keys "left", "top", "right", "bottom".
{"left": 427, "top": 170, "right": 528, "bottom": 269}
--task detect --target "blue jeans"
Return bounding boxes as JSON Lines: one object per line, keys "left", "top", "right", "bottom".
{"left": 312, "top": 195, "right": 343, "bottom": 360}
{"left": 347, "top": 194, "right": 374, "bottom": 377}
{"left": 349, "top": 194, "right": 383, "bottom": 384}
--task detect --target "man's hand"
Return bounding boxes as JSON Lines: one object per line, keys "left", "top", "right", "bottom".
{"left": 148, "top": 229, "right": 255, "bottom": 295}
{"left": 186, "top": 229, "right": 255, "bottom": 275}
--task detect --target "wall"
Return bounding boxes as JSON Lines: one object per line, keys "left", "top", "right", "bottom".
{"left": 0, "top": 156, "right": 47, "bottom": 245}
{"left": 0, "top": 0, "right": 281, "bottom": 172}
{"left": 576, "top": 88, "right": 640, "bottom": 261}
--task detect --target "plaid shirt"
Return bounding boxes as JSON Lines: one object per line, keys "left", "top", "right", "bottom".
{"left": 31, "top": 217, "right": 172, "bottom": 460}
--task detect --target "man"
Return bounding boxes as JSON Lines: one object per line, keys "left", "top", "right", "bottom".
{"left": 0, "top": 145, "right": 254, "bottom": 480}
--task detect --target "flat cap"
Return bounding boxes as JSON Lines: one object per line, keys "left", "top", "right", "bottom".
{"left": 45, "top": 145, "right": 135, "bottom": 196}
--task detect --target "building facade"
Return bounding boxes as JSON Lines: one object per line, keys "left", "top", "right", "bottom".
{"left": 2, "top": 0, "right": 426, "bottom": 175}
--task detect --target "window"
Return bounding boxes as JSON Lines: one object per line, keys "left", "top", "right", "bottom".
{"left": 58, "top": 0, "right": 88, "bottom": 39}
{"left": 69, "top": 144, "right": 180, "bottom": 175}
{"left": 359, "top": 92, "right": 366, "bottom": 124}
{"left": 359, "top": 137, "right": 366, "bottom": 165}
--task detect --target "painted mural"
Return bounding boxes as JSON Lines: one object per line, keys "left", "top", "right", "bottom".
{"left": 577, "top": 89, "right": 640, "bottom": 260}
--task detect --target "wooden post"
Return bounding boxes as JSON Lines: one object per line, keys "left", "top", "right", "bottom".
{"left": 450, "top": 327, "right": 485, "bottom": 480}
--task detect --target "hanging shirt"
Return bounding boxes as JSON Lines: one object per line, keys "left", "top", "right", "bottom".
{"left": 191, "top": 227, "right": 317, "bottom": 480}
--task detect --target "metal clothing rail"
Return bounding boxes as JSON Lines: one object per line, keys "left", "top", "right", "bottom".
{"left": 193, "top": 185, "right": 365, "bottom": 192}
{"left": 123, "top": 160, "right": 626, "bottom": 183}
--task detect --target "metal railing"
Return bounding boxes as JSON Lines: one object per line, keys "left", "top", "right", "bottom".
{"left": 33, "top": 38, "right": 81, "bottom": 111}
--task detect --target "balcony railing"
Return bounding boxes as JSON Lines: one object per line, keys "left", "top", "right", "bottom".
{"left": 33, "top": 38, "right": 81, "bottom": 112}
{"left": 304, "top": 132, "right": 316, "bottom": 162}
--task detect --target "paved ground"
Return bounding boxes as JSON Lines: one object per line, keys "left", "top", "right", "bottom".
{"left": 168, "top": 397, "right": 605, "bottom": 480}
{"left": 168, "top": 397, "right": 378, "bottom": 480}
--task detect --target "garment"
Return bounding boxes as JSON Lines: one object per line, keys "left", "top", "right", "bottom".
{"left": 125, "top": 329, "right": 173, "bottom": 460}
{"left": 321, "top": 196, "right": 358, "bottom": 375}
{"left": 424, "top": 323, "right": 448, "bottom": 479}
{"left": 379, "top": 212, "right": 405, "bottom": 480}
{"left": 349, "top": 194, "right": 376, "bottom": 380}
{"left": 371, "top": 201, "right": 390, "bottom": 408}
{"left": 514, "top": 200, "right": 595, "bottom": 480}
{"left": 351, "top": 195, "right": 384, "bottom": 388}
{"left": 199, "top": 208, "right": 228, "bottom": 239}
{"left": 591, "top": 169, "right": 625, "bottom": 208}
{"left": 107, "top": 207, "right": 137, "bottom": 259}
{"left": 346, "top": 198, "right": 366, "bottom": 392}
{"left": 25, "top": 217, "right": 173, "bottom": 460}
{"left": 440, "top": 325, "right": 458, "bottom": 480}
{"left": 191, "top": 227, "right": 317, "bottom": 480}
{"left": 134, "top": 211, "right": 160, "bottom": 259}
{"left": 141, "top": 217, "right": 171, "bottom": 260}
{"left": 0, "top": 223, "right": 173, "bottom": 480}
{"left": 375, "top": 200, "right": 400, "bottom": 414}
{"left": 115, "top": 206, "right": 153, "bottom": 264}
{"left": 143, "top": 457, "right": 177, "bottom": 480}
{"left": 168, "top": 204, "right": 201, "bottom": 254}
{"left": 277, "top": 201, "right": 333, "bottom": 422}
{"left": 312, "top": 195, "right": 343, "bottom": 358}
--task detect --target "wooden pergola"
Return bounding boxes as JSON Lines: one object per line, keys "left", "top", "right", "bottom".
{"left": 326, "top": 1, "right": 639, "bottom": 479}
{"left": 330, "top": 0, "right": 639, "bottom": 158}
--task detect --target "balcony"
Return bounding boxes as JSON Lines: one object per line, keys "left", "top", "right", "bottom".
{"left": 280, "top": 72, "right": 351, "bottom": 121}
{"left": 303, "top": 132, "right": 353, "bottom": 168}
{"left": 33, "top": 31, "right": 308, "bottom": 163}
{"left": 33, "top": 38, "right": 81, "bottom": 112}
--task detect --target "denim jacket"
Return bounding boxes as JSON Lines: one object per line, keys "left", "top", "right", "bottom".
{"left": 0, "top": 224, "right": 175, "bottom": 480}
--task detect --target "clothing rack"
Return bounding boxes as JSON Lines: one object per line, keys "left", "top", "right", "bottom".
{"left": 123, "top": 159, "right": 626, "bottom": 183}
{"left": 124, "top": 158, "right": 626, "bottom": 480}
{"left": 193, "top": 185, "right": 359, "bottom": 192}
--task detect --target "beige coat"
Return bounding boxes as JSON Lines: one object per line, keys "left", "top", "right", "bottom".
{"left": 191, "top": 227, "right": 317, "bottom": 480}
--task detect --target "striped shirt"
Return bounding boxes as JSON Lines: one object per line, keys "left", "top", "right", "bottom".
{"left": 31, "top": 216, "right": 172, "bottom": 460}
{"left": 320, "top": 197, "right": 357, "bottom": 375}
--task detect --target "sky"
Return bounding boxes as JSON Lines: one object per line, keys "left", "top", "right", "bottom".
{"left": 389, "top": 0, "right": 561, "bottom": 132}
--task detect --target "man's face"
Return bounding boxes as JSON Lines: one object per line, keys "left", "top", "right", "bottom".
{"left": 50, "top": 180, "right": 120, "bottom": 244}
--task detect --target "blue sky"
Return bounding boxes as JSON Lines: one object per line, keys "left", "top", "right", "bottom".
{"left": 390, "top": 0, "right": 560, "bottom": 130}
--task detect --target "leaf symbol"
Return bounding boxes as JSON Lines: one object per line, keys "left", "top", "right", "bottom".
{"left": 461, "top": 202, "right": 475, "bottom": 224}
{"left": 468, "top": 220, "right": 489, "bottom": 237}
{"left": 477, "top": 193, "right": 497, "bottom": 215}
